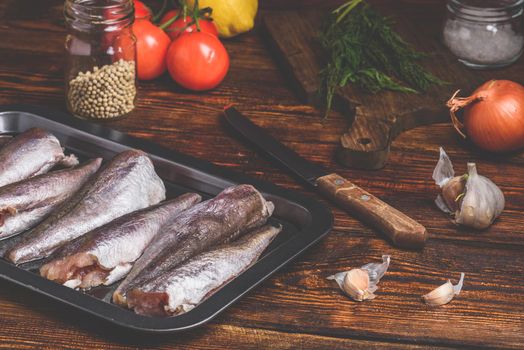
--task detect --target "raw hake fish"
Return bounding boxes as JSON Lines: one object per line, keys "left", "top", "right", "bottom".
{"left": 0, "top": 128, "right": 78, "bottom": 188}
{"left": 6, "top": 150, "right": 166, "bottom": 264}
{"left": 127, "top": 224, "right": 282, "bottom": 317}
{"left": 113, "top": 184, "right": 274, "bottom": 305}
{"left": 0, "top": 159, "right": 102, "bottom": 240}
{"left": 40, "top": 193, "right": 202, "bottom": 290}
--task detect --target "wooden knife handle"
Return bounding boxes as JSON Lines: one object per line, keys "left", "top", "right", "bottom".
{"left": 317, "top": 173, "right": 427, "bottom": 249}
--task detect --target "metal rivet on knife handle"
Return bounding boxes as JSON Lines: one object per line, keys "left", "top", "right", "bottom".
{"left": 316, "top": 173, "right": 428, "bottom": 249}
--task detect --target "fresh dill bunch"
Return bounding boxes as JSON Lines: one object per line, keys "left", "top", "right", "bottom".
{"left": 319, "top": 0, "right": 444, "bottom": 117}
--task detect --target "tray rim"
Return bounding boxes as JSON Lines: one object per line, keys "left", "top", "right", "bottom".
{"left": 0, "top": 104, "right": 333, "bottom": 333}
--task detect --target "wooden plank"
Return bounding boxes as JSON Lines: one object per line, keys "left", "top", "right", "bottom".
{"left": 217, "top": 235, "right": 524, "bottom": 349}
{"left": 0, "top": 0, "right": 523, "bottom": 348}
{"left": 0, "top": 282, "right": 450, "bottom": 349}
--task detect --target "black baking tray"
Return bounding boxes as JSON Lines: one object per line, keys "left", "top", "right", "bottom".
{"left": 0, "top": 105, "right": 333, "bottom": 333}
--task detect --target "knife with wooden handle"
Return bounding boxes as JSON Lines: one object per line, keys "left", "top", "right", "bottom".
{"left": 224, "top": 107, "right": 427, "bottom": 249}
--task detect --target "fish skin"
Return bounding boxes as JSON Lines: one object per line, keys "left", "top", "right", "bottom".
{"left": 6, "top": 150, "right": 166, "bottom": 264}
{"left": 39, "top": 193, "right": 202, "bottom": 290}
{"left": 113, "top": 184, "right": 274, "bottom": 305}
{"left": 127, "top": 224, "right": 282, "bottom": 317}
{"left": 0, "top": 158, "right": 102, "bottom": 240}
{"left": 0, "top": 128, "right": 78, "bottom": 188}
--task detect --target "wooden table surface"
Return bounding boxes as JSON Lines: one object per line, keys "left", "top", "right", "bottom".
{"left": 1, "top": 0, "right": 523, "bottom": 349}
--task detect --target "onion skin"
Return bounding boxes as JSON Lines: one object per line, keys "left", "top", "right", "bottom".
{"left": 447, "top": 80, "right": 524, "bottom": 153}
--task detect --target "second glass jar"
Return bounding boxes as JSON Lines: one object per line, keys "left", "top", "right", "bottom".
{"left": 443, "top": 0, "right": 524, "bottom": 69}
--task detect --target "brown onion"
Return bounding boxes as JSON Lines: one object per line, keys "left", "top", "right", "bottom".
{"left": 447, "top": 80, "right": 524, "bottom": 152}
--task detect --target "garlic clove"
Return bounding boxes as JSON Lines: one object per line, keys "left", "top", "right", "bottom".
{"left": 433, "top": 148, "right": 462, "bottom": 214}
{"left": 423, "top": 280, "right": 455, "bottom": 306}
{"left": 342, "top": 268, "right": 376, "bottom": 301}
{"left": 327, "top": 255, "right": 391, "bottom": 302}
{"left": 422, "top": 272, "right": 465, "bottom": 307}
{"left": 441, "top": 176, "right": 466, "bottom": 212}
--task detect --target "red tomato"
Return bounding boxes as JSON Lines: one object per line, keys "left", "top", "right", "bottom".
{"left": 166, "top": 32, "right": 229, "bottom": 91}
{"left": 133, "top": 19, "right": 171, "bottom": 80}
{"left": 160, "top": 9, "right": 218, "bottom": 40}
{"left": 134, "top": 0, "right": 152, "bottom": 20}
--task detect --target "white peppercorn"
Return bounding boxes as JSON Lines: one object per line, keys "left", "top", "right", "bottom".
{"left": 67, "top": 59, "right": 136, "bottom": 119}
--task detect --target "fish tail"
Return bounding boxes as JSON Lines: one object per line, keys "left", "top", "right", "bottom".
{"left": 59, "top": 153, "right": 79, "bottom": 167}
{"left": 127, "top": 290, "right": 170, "bottom": 317}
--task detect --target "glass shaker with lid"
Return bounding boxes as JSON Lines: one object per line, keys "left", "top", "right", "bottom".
{"left": 443, "top": 0, "right": 524, "bottom": 69}
{"left": 64, "top": 0, "right": 137, "bottom": 120}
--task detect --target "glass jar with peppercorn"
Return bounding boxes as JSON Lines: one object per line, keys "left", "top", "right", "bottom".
{"left": 64, "top": 0, "right": 137, "bottom": 120}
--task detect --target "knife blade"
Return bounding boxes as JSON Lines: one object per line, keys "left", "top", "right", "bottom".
{"left": 224, "top": 107, "right": 427, "bottom": 249}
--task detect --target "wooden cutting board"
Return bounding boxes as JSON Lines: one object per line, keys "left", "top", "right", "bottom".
{"left": 263, "top": 8, "right": 483, "bottom": 169}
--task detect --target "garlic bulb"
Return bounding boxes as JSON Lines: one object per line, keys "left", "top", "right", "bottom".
{"left": 432, "top": 147, "right": 504, "bottom": 229}
{"left": 422, "top": 272, "right": 465, "bottom": 307}
{"left": 327, "top": 255, "right": 390, "bottom": 301}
